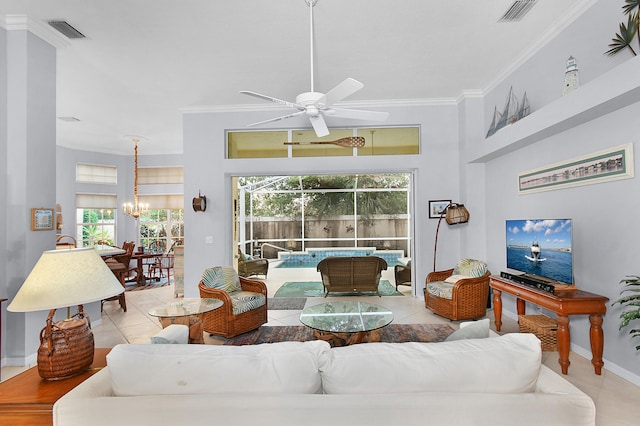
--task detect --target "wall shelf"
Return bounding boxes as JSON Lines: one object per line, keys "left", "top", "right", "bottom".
{"left": 467, "top": 56, "right": 640, "bottom": 164}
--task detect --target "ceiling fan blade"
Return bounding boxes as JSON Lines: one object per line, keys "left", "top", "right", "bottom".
{"left": 247, "top": 111, "right": 306, "bottom": 127}
{"left": 308, "top": 114, "right": 329, "bottom": 137}
{"left": 240, "top": 91, "right": 304, "bottom": 110}
{"left": 324, "top": 107, "right": 389, "bottom": 122}
{"left": 320, "top": 78, "right": 364, "bottom": 106}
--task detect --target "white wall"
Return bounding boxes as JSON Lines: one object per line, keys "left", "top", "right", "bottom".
{"left": 2, "top": 29, "right": 57, "bottom": 364}
{"left": 471, "top": 0, "right": 640, "bottom": 381}
{"left": 182, "top": 104, "right": 462, "bottom": 299}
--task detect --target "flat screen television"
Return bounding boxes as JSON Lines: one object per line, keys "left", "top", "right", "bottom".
{"left": 505, "top": 219, "right": 573, "bottom": 285}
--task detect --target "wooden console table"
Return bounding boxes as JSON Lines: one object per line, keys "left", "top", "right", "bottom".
{"left": 490, "top": 276, "right": 608, "bottom": 375}
{"left": 0, "top": 348, "right": 110, "bottom": 425}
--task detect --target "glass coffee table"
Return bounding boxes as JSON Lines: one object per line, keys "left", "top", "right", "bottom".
{"left": 149, "top": 298, "right": 222, "bottom": 344}
{"left": 299, "top": 301, "right": 393, "bottom": 346}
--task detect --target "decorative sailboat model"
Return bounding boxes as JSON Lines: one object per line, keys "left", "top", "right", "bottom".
{"left": 486, "top": 87, "right": 531, "bottom": 138}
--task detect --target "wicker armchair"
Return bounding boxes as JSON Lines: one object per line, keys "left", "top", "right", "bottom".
{"left": 424, "top": 259, "right": 490, "bottom": 321}
{"left": 317, "top": 256, "right": 387, "bottom": 296}
{"left": 237, "top": 250, "right": 269, "bottom": 278}
{"left": 198, "top": 266, "right": 267, "bottom": 338}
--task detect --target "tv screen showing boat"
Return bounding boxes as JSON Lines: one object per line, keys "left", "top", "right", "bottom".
{"left": 505, "top": 219, "right": 573, "bottom": 285}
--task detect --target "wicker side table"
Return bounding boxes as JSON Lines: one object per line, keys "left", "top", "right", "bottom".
{"left": 519, "top": 314, "right": 558, "bottom": 351}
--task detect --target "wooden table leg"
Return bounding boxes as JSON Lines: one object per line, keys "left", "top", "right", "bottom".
{"left": 516, "top": 298, "right": 526, "bottom": 315}
{"left": 556, "top": 315, "right": 571, "bottom": 374}
{"left": 589, "top": 314, "right": 605, "bottom": 375}
{"left": 493, "top": 289, "right": 503, "bottom": 332}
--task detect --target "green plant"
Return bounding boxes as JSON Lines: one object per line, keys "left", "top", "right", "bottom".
{"left": 606, "top": 0, "right": 640, "bottom": 56}
{"left": 613, "top": 275, "right": 640, "bottom": 351}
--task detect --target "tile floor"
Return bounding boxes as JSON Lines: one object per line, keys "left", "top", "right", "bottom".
{"left": 2, "top": 266, "right": 640, "bottom": 425}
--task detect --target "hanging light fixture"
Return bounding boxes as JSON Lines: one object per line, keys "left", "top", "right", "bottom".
{"left": 122, "top": 136, "right": 148, "bottom": 219}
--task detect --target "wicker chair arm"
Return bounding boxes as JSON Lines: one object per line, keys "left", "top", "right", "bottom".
{"left": 239, "top": 277, "right": 268, "bottom": 295}
{"left": 426, "top": 268, "right": 455, "bottom": 283}
{"left": 198, "top": 282, "right": 234, "bottom": 312}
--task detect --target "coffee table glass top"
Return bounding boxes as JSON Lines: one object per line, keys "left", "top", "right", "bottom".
{"left": 148, "top": 298, "right": 222, "bottom": 318}
{"left": 300, "top": 301, "right": 393, "bottom": 333}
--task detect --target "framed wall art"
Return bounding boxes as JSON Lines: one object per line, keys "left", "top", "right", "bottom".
{"left": 429, "top": 200, "right": 451, "bottom": 219}
{"left": 31, "top": 208, "right": 54, "bottom": 231}
{"left": 518, "top": 143, "right": 634, "bottom": 194}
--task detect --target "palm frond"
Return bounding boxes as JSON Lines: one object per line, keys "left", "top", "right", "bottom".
{"left": 606, "top": 14, "right": 638, "bottom": 56}
{"left": 623, "top": 0, "right": 640, "bottom": 15}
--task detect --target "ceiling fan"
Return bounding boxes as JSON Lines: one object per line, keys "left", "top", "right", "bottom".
{"left": 240, "top": 0, "right": 389, "bottom": 137}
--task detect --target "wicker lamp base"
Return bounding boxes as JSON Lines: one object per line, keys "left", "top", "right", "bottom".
{"left": 37, "top": 305, "right": 95, "bottom": 380}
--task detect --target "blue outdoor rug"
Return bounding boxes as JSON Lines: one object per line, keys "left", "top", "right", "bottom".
{"left": 274, "top": 279, "right": 403, "bottom": 297}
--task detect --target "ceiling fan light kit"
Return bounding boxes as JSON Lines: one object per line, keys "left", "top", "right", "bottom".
{"left": 241, "top": 0, "right": 388, "bottom": 138}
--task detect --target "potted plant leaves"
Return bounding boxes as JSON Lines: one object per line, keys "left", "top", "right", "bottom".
{"left": 613, "top": 275, "right": 640, "bottom": 351}
{"left": 606, "top": 0, "right": 640, "bottom": 56}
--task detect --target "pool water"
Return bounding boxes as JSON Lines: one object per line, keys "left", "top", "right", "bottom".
{"left": 275, "top": 248, "right": 404, "bottom": 268}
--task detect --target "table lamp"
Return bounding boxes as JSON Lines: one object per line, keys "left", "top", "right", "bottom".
{"left": 7, "top": 247, "right": 124, "bottom": 380}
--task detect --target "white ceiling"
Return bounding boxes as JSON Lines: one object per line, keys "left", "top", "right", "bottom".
{"left": 0, "top": 0, "right": 595, "bottom": 155}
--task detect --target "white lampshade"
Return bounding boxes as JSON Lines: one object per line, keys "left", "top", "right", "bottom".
{"left": 8, "top": 247, "right": 124, "bottom": 312}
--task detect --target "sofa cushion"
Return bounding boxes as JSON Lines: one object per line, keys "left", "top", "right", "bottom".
{"left": 319, "top": 333, "right": 541, "bottom": 395}
{"left": 201, "top": 266, "right": 241, "bottom": 293}
{"left": 149, "top": 324, "right": 189, "bottom": 344}
{"left": 445, "top": 318, "right": 490, "bottom": 341}
{"left": 107, "top": 341, "right": 330, "bottom": 396}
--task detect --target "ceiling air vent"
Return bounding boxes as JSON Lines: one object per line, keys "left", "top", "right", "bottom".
{"left": 499, "top": 0, "right": 537, "bottom": 22}
{"left": 47, "top": 20, "right": 86, "bottom": 39}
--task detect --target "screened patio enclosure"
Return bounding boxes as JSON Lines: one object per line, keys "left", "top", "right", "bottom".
{"left": 234, "top": 174, "right": 411, "bottom": 262}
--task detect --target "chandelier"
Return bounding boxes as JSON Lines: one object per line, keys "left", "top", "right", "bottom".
{"left": 122, "top": 137, "right": 148, "bottom": 219}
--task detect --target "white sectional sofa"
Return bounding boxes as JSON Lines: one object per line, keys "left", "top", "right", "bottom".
{"left": 53, "top": 333, "right": 595, "bottom": 426}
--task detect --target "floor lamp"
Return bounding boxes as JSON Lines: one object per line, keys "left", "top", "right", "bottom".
{"left": 433, "top": 203, "right": 470, "bottom": 271}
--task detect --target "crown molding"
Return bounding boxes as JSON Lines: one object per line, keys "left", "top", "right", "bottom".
{"left": 0, "top": 14, "right": 69, "bottom": 48}
{"left": 180, "top": 97, "right": 459, "bottom": 114}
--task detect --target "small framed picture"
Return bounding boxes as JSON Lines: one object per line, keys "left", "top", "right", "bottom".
{"left": 31, "top": 208, "right": 54, "bottom": 231}
{"left": 429, "top": 200, "right": 451, "bottom": 219}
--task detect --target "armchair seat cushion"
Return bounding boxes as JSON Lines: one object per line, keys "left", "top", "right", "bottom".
{"left": 426, "top": 281, "right": 454, "bottom": 300}
{"left": 230, "top": 291, "right": 266, "bottom": 315}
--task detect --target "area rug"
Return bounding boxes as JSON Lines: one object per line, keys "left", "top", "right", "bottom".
{"left": 267, "top": 297, "right": 307, "bottom": 310}
{"left": 274, "top": 280, "right": 402, "bottom": 297}
{"left": 223, "top": 323, "right": 454, "bottom": 346}
{"left": 125, "top": 277, "right": 171, "bottom": 291}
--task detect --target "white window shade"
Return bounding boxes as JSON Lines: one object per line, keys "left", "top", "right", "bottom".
{"left": 76, "top": 193, "right": 117, "bottom": 209}
{"left": 138, "top": 167, "right": 184, "bottom": 184}
{"left": 139, "top": 194, "right": 184, "bottom": 210}
{"left": 76, "top": 163, "right": 117, "bottom": 184}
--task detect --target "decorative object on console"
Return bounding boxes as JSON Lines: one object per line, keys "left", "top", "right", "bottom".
{"left": 432, "top": 202, "right": 470, "bottom": 271}
{"left": 122, "top": 135, "right": 149, "bottom": 219}
{"left": 563, "top": 56, "right": 580, "bottom": 95}
{"left": 7, "top": 248, "right": 124, "bottom": 380}
{"left": 192, "top": 190, "right": 207, "bottom": 212}
{"left": 518, "top": 143, "right": 634, "bottom": 194}
{"left": 605, "top": 1, "right": 640, "bottom": 57}
{"left": 485, "top": 86, "right": 530, "bottom": 138}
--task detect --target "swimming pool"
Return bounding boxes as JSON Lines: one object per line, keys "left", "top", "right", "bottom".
{"left": 275, "top": 248, "right": 405, "bottom": 268}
